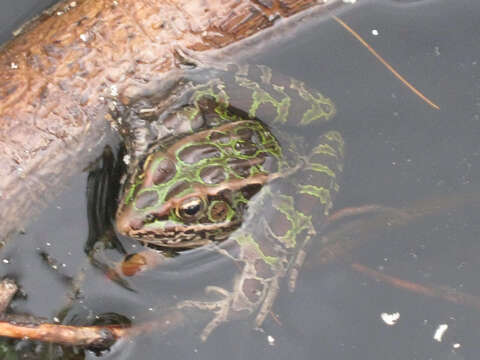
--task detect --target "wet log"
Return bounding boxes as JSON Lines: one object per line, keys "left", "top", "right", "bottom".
{"left": 0, "top": 0, "right": 342, "bottom": 240}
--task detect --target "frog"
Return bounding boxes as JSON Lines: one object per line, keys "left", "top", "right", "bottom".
{"left": 110, "top": 56, "right": 345, "bottom": 341}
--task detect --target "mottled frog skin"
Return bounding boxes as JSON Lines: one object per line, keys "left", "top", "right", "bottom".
{"left": 112, "top": 62, "right": 344, "bottom": 340}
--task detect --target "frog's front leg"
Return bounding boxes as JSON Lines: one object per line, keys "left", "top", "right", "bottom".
{"left": 178, "top": 285, "right": 234, "bottom": 341}
{"left": 178, "top": 226, "right": 287, "bottom": 341}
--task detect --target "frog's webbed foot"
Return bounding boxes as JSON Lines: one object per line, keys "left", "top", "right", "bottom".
{"left": 178, "top": 286, "right": 233, "bottom": 341}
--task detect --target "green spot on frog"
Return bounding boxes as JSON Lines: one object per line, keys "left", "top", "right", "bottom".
{"left": 234, "top": 232, "right": 278, "bottom": 266}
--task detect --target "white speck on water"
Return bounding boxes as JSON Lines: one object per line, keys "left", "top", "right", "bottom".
{"left": 46, "top": 242, "right": 51, "bottom": 247}
{"left": 372, "top": 29, "right": 379, "bottom": 36}
{"left": 434, "top": 46, "right": 441, "bottom": 56}
{"left": 10, "top": 62, "right": 18, "bottom": 69}
{"left": 381, "top": 312, "right": 400, "bottom": 326}
{"left": 433, "top": 324, "right": 448, "bottom": 342}
{"left": 80, "top": 33, "right": 89, "bottom": 42}
{"left": 453, "top": 343, "right": 461, "bottom": 349}
{"left": 267, "top": 335, "right": 276, "bottom": 346}
{"left": 148, "top": 307, "right": 154, "bottom": 311}
{"left": 2, "top": 259, "right": 10, "bottom": 264}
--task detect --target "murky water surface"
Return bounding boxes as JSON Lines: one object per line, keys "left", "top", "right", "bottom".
{"left": 1, "top": 0, "right": 480, "bottom": 359}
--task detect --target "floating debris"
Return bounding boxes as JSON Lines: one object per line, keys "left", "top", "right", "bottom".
{"left": 433, "top": 324, "right": 448, "bottom": 342}
{"left": 380, "top": 312, "right": 400, "bottom": 326}
{"left": 267, "top": 335, "right": 275, "bottom": 346}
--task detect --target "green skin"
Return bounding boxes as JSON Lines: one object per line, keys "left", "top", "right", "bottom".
{"left": 114, "top": 62, "right": 344, "bottom": 340}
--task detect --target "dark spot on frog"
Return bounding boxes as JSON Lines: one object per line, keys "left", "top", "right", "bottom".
{"left": 234, "top": 140, "right": 257, "bottom": 156}
{"left": 152, "top": 158, "right": 176, "bottom": 185}
{"left": 235, "top": 127, "right": 253, "bottom": 139}
{"left": 208, "top": 131, "right": 230, "bottom": 143}
{"left": 178, "top": 144, "right": 221, "bottom": 164}
{"left": 200, "top": 166, "right": 226, "bottom": 184}
{"left": 228, "top": 158, "right": 252, "bottom": 178}
{"left": 196, "top": 95, "right": 217, "bottom": 112}
{"left": 257, "top": 235, "right": 277, "bottom": 258}
{"left": 254, "top": 259, "right": 274, "bottom": 278}
{"left": 165, "top": 181, "right": 191, "bottom": 201}
{"left": 270, "top": 208, "right": 291, "bottom": 237}
{"left": 242, "top": 279, "right": 263, "bottom": 303}
{"left": 135, "top": 190, "right": 159, "bottom": 209}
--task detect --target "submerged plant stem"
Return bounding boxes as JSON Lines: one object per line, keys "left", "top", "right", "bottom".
{"left": 351, "top": 263, "right": 480, "bottom": 311}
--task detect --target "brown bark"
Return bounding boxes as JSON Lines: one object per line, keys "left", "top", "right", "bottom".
{"left": 0, "top": 0, "right": 342, "bottom": 239}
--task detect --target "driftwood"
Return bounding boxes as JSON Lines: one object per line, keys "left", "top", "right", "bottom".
{"left": 0, "top": 0, "right": 346, "bottom": 240}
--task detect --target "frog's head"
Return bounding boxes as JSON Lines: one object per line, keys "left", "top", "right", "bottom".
{"left": 115, "top": 120, "right": 281, "bottom": 248}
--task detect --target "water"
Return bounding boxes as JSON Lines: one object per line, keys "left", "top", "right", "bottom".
{"left": 1, "top": 0, "right": 480, "bottom": 359}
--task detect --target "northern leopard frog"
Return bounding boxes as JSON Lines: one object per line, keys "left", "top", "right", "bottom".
{"left": 111, "top": 60, "right": 344, "bottom": 340}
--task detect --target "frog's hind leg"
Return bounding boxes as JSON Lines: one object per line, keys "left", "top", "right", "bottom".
{"left": 287, "top": 130, "right": 345, "bottom": 292}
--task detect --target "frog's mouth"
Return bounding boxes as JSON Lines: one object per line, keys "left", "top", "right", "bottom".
{"left": 122, "top": 220, "right": 242, "bottom": 249}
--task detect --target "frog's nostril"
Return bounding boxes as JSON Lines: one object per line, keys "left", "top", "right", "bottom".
{"left": 116, "top": 211, "right": 142, "bottom": 235}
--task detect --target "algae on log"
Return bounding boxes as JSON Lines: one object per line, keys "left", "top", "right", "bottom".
{"left": 0, "top": 0, "right": 341, "bottom": 241}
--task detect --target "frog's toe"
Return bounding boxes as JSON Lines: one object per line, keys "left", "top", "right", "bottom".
{"left": 178, "top": 286, "right": 234, "bottom": 341}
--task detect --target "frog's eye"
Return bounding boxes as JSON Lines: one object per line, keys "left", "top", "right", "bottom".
{"left": 177, "top": 197, "right": 205, "bottom": 219}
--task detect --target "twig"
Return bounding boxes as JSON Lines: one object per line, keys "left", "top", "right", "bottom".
{"left": 0, "top": 310, "right": 185, "bottom": 348}
{"left": 332, "top": 15, "right": 440, "bottom": 110}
